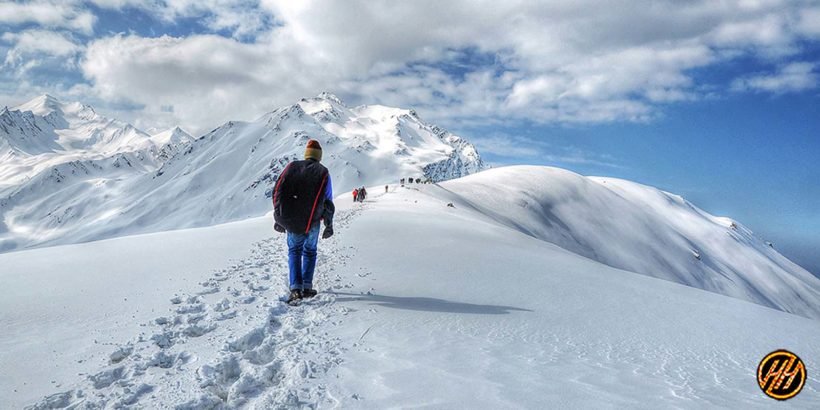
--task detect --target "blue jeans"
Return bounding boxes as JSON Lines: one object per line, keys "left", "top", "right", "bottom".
{"left": 287, "top": 225, "right": 321, "bottom": 290}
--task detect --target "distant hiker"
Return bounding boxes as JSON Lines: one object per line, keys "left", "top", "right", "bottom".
{"left": 385, "top": 185, "right": 388, "bottom": 193}
{"left": 353, "top": 188, "right": 359, "bottom": 202}
{"left": 273, "top": 139, "right": 335, "bottom": 305}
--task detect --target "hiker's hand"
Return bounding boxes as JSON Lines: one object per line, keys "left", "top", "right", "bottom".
{"left": 322, "top": 226, "right": 334, "bottom": 239}
{"left": 274, "top": 223, "right": 286, "bottom": 233}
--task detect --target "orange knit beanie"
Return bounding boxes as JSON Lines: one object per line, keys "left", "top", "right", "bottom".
{"left": 305, "top": 139, "right": 322, "bottom": 161}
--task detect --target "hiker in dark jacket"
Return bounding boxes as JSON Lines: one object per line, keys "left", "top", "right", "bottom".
{"left": 272, "top": 139, "right": 335, "bottom": 304}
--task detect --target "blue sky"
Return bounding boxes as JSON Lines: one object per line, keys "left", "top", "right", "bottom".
{"left": 1, "top": 1, "right": 818, "bottom": 274}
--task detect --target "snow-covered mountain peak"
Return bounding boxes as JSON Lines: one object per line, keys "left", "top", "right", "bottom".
{"left": 316, "top": 91, "right": 345, "bottom": 105}
{"left": 297, "top": 93, "right": 351, "bottom": 123}
{"left": 1, "top": 94, "right": 154, "bottom": 158}
{"left": 150, "top": 126, "right": 193, "bottom": 146}
{"left": 243, "top": 95, "right": 483, "bottom": 182}
{"left": 257, "top": 102, "right": 309, "bottom": 126}
{"left": 296, "top": 93, "right": 418, "bottom": 128}
{"left": 62, "top": 101, "right": 99, "bottom": 121}
{"left": 14, "top": 94, "right": 64, "bottom": 117}
{"left": 13, "top": 94, "right": 102, "bottom": 125}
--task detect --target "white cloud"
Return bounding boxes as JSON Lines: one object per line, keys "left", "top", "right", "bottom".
{"left": 731, "top": 62, "right": 818, "bottom": 93}
{"left": 89, "top": 0, "right": 274, "bottom": 39}
{"left": 81, "top": 33, "right": 323, "bottom": 131}
{"left": 796, "top": 7, "right": 820, "bottom": 37}
{"left": 0, "top": 0, "right": 95, "bottom": 34}
{"left": 5, "top": 0, "right": 820, "bottom": 134}
{"left": 2, "top": 30, "right": 81, "bottom": 66}
{"left": 710, "top": 14, "right": 791, "bottom": 47}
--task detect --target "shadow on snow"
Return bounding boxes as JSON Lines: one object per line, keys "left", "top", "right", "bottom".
{"left": 332, "top": 292, "right": 533, "bottom": 315}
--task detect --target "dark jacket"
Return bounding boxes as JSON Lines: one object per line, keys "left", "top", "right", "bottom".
{"left": 273, "top": 159, "right": 335, "bottom": 233}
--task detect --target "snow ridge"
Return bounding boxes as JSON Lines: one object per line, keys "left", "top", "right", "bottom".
{"left": 433, "top": 166, "right": 820, "bottom": 319}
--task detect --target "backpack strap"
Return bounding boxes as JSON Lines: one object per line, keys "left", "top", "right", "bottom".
{"left": 272, "top": 162, "right": 293, "bottom": 209}
{"left": 305, "top": 170, "right": 329, "bottom": 233}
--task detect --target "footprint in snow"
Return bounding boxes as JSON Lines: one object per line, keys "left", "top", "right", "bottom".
{"left": 88, "top": 365, "right": 127, "bottom": 389}
{"left": 109, "top": 345, "right": 133, "bottom": 364}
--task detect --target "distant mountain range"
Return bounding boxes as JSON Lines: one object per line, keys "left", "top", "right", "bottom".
{"left": 0, "top": 93, "right": 485, "bottom": 252}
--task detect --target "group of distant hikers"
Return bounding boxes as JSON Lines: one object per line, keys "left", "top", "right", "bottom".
{"left": 400, "top": 177, "right": 432, "bottom": 185}
{"left": 273, "top": 139, "right": 430, "bottom": 304}
{"left": 352, "top": 186, "right": 367, "bottom": 202}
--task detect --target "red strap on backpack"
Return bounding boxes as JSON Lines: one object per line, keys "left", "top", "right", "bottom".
{"left": 306, "top": 172, "right": 328, "bottom": 233}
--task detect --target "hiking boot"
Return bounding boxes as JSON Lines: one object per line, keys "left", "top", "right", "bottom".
{"left": 302, "top": 288, "right": 318, "bottom": 298}
{"left": 287, "top": 289, "right": 302, "bottom": 304}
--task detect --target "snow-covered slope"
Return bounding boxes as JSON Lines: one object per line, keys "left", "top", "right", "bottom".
{"left": 0, "top": 94, "right": 156, "bottom": 185}
{"left": 0, "top": 93, "right": 485, "bottom": 252}
{"left": 431, "top": 166, "right": 820, "bottom": 319}
{"left": 3, "top": 184, "right": 818, "bottom": 408}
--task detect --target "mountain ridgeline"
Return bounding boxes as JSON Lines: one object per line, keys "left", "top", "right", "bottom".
{"left": 0, "top": 93, "right": 485, "bottom": 252}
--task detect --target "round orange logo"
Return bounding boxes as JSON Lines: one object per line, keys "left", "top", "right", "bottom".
{"left": 757, "top": 349, "right": 806, "bottom": 400}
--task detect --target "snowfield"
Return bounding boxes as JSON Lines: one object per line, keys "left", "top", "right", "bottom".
{"left": 2, "top": 172, "right": 818, "bottom": 409}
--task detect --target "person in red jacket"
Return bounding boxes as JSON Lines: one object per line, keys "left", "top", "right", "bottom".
{"left": 272, "top": 139, "right": 335, "bottom": 304}
{"left": 352, "top": 188, "right": 359, "bottom": 202}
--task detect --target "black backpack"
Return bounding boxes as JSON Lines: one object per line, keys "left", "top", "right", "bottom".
{"left": 273, "top": 160, "right": 329, "bottom": 233}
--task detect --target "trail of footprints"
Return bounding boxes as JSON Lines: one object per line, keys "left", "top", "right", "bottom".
{"left": 29, "top": 205, "right": 367, "bottom": 409}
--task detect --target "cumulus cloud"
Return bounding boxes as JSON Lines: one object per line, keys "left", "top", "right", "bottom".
{"left": 731, "top": 62, "right": 818, "bottom": 93}
{"left": 81, "top": 32, "right": 323, "bottom": 130}
{"left": 3, "top": 30, "right": 81, "bottom": 66}
{"left": 3, "top": 0, "right": 820, "bottom": 133}
{"left": 0, "top": 0, "right": 95, "bottom": 34}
